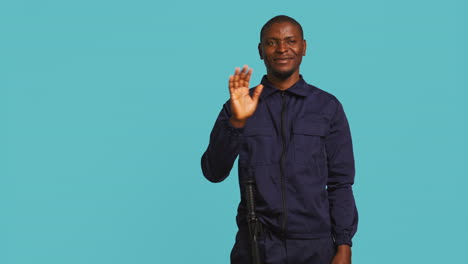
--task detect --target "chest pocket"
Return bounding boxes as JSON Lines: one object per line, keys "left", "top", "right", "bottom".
{"left": 241, "top": 126, "right": 275, "bottom": 166}
{"left": 293, "top": 120, "right": 329, "bottom": 165}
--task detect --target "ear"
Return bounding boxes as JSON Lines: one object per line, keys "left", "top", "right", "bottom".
{"left": 258, "top": 43, "right": 264, "bottom": 60}
{"left": 302, "top": 39, "right": 307, "bottom": 56}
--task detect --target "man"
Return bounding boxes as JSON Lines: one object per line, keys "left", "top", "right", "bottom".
{"left": 201, "top": 15, "right": 358, "bottom": 264}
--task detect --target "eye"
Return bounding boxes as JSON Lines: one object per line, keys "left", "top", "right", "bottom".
{"left": 267, "top": 41, "right": 276, "bottom": 46}
{"left": 287, "top": 39, "right": 297, "bottom": 44}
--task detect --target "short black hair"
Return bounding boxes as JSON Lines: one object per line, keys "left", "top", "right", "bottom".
{"left": 260, "top": 15, "right": 304, "bottom": 42}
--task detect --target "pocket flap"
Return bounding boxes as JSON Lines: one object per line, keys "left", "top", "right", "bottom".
{"left": 293, "top": 122, "right": 329, "bottom": 136}
{"left": 244, "top": 127, "right": 273, "bottom": 136}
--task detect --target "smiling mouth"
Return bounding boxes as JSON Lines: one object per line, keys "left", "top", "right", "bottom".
{"left": 273, "top": 58, "right": 293, "bottom": 64}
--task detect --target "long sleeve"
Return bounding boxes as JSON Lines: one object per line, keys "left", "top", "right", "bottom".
{"left": 325, "top": 100, "right": 358, "bottom": 246}
{"left": 201, "top": 102, "right": 244, "bottom": 183}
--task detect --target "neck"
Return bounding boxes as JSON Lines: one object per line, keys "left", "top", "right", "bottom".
{"left": 266, "top": 71, "right": 301, "bottom": 91}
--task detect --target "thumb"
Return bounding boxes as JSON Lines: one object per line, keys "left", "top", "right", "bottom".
{"left": 252, "top": 84, "right": 264, "bottom": 102}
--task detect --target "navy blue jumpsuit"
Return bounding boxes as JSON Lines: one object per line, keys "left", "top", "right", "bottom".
{"left": 201, "top": 76, "right": 358, "bottom": 263}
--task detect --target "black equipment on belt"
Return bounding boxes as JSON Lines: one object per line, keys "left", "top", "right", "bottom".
{"left": 245, "top": 179, "right": 263, "bottom": 264}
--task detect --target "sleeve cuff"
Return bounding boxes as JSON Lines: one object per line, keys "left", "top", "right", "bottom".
{"left": 225, "top": 120, "right": 245, "bottom": 136}
{"left": 334, "top": 233, "right": 353, "bottom": 247}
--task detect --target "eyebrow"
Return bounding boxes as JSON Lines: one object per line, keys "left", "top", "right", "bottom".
{"left": 264, "top": 36, "right": 297, "bottom": 41}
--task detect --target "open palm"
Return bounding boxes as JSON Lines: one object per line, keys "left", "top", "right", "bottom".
{"left": 229, "top": 65, "right": 264, "bottom": 126}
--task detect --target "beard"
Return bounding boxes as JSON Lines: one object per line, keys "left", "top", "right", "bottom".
{"left": 265, "top": 59, "right": 300, "bottom": 80}
{"left": 270, "top": 68, "right": 296, "bottom": 80}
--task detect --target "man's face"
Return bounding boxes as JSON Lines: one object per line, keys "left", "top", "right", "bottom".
{"left": 258, "top": 22, "right": 306, "bottom": 79}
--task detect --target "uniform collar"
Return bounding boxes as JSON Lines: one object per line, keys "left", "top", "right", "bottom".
{"left": 259, "top": 75, "right": 315, "bottom": 98}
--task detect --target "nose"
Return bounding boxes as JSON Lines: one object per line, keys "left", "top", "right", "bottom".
{"left": 276, "top": 41, "right": 287, "bottom": 53}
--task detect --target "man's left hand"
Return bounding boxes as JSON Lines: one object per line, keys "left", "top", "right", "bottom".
{"left": 331, "top": 245, "right": 351, "bottom": 264}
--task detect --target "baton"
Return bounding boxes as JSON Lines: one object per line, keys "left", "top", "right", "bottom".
{"left": 245, "top": 179, "right": 263, "bottom": 264}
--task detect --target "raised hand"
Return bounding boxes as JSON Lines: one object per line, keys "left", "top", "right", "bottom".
{"left": 228, "top": 65, "right": 264, "bottom": 128}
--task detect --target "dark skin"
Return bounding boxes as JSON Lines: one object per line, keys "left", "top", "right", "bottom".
{"left": 228, "top": 21, "right": 352, "bottom": 263}
{"left": 258, "top": 21, "right": 306, "bottom": 90}
{"left": 229, "top": 21, "right": 307, "bottom": 127}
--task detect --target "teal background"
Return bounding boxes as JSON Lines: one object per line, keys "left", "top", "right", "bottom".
{"left": 1, "top": 0, "right": 467, "bottom": 263}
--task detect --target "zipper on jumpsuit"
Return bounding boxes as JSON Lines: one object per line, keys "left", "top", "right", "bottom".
{"left": 280, "top": 91, "right": 287, "bottom": 236}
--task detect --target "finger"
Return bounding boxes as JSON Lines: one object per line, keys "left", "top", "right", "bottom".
{"left": 251, "top": 84, "right": 264, "bottom": 103}
{"left": 239, "top": 65, "right": 248, "bottom": 76}
{"left": 233, "top": 68, "right": 240, "bottom": 87}
{"left": 238, "top": 66, "right": 250, "bottom": 86}
{"left": 245, "top": 68, "right": 253, "bottom": 84}
{"left": 239, "top": 65, "right": 250, "bottom": 83}
{"left": 230, "top": 76, "right": 239, "bottom": 91}
{"left": 229, "top": 75, "right": 234, "bottom": 90}
{"left": 240, "top": 68, "right": 252, "bottom": 88}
